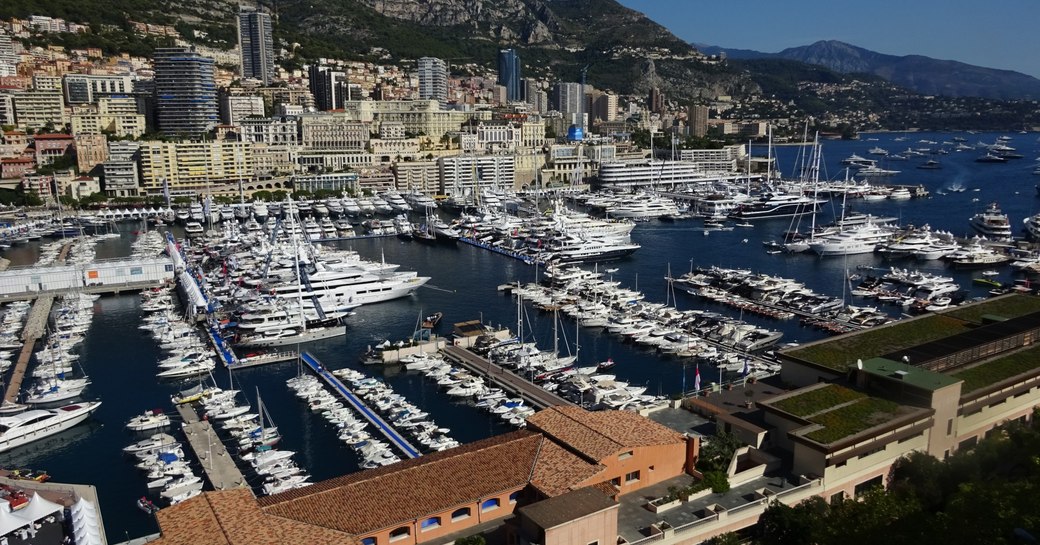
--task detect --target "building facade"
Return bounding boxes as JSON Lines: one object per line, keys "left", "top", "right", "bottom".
{"left": 497, "top": 49, "right": 521, "bottom": 103}
{"left": 153, "top": 47, "right": 218, "bottom": 137}
{"left": 237, "top": 7, "right": 275, "bottom": 85}
{"left": 417, "top": 57, "right": 448, "bottom": 103}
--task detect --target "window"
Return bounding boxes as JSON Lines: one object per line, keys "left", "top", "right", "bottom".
{"left": 420, "top": 517, "right": 440, "bottom": 531}
{"left": 947, "top": 418, "right": 954, "bottom": 436}
{"left": 625, "top": 470, "right": 640, "bottom": 483}
{"left": 588, "top": 542, "right": 599, "bottom": 545}
{"left": 618, "top": 450, "right": 633, "bottom": 460}
{"left": 361, "top": 538, "right": 377, "bottom": 545}
{"left": 509, "top": 491, "right": 520, "bottom": 504}
{"left": 481, "top": 498, "right": 500, "bottom": 512}
{"left": 389, "top": 527, "right": 410, "bottom": 543}
{"left": 649, "top": 465, "right": 655, "bottom": 472}
{"left": 453, "top": 505, "right": 474, "bottom": 522}
{"left": 610, "top": 477, "right": 621, "bottom": 487}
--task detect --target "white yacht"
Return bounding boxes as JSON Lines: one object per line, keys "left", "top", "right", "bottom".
{"left": 267, "top": 266, "right": 430, "bottom": 307}
{"left": 808, "top": 223, "right": 895, "bottom": 256}
{"left": 405, "top": 192, "right": 438, "bottom": 210}
{"left": 0, "top": 401, "right": 101, "bottom": 453}
{"left": 252, "top": 201, "right": 270, "bottom": 221}
{"left": 970, "top": 203, "right": 1013, "bottom": 241}
{"left": 370, "top": 196, "right": 394, "bottom": 215}
{"left": 219, "top": 206, "right": 235, "bottom": 223}
{"left": 384, "top": 192, "right": 412, "bottom": 212}
{"left": 184, "top": 222, "right": 205, "bottom": 237}
{"left": 1024, "top": 214, "right": 1040, "bottom": 240}
{"left": 605, "top": 196, "right": 680, "bottom": 220}
{"left": 342, "top": 198, "right": 362, "bottom": 216}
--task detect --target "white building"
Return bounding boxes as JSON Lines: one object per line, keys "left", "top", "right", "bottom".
{"left": 438, "top": 154, "right": 516, "bottom": 194}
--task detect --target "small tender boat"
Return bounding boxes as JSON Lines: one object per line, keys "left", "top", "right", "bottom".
{"left": 137, "top": 496, "right": 160, "bottom": 514}
{"left": 421, "top": 312, "right": 443, "bottom": 330}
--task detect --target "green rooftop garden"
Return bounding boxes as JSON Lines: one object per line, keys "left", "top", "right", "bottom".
{"left": 950, "top": 343, "right": 1040, "bottom": 394}
{"left": 786, "top": 315, "right": 973, "bottom": 370}
{"left": 943, "top": 293, "right": 1040, "bottom": 324}
{"left": 804, "top": 397, "right": 905, "bottom": 444}
{"left": 772, "top": 384, "right": 867, "bottom": 417}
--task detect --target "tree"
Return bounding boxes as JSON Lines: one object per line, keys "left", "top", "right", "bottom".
{"left": 698, "top": 431, "right": 742, "bottom": 473}
{"left": 759, "top": 497, "right": 827, "bottom": 545}
{"left": 454, "top": 535, "right": 485, "bottom": 545}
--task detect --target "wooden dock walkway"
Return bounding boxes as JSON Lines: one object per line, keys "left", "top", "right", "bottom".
{"left": 440, "top": 345, "right": 570, "bottom": 409}
{"left": 300, "top": 352, "right": 421, "bottom": 459}
{"left": 175, "top": 404, "right": 250, "bottom": 493}
{"left": 3, "top": 295, "right": 54, "bottom": 403}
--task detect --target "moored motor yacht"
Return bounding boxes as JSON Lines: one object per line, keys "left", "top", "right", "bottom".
{"left": 0, "top": 402, "right": 101, "bottom": 453}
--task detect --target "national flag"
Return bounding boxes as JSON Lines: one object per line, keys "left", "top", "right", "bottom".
{"left": 741, "top": 357, "right": 749, "bottom": 378}
{"left": 162, "top": 178, "right": 170, "bottom": 207}
{"left": 693, "top": 364, "right": 701, "bottom": 391}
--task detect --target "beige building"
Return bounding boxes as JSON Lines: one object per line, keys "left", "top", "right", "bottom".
{"left": 298, "top": 112, "right": 370, "bottom": 152}
{"left": 70, "top": 96, "right": 145, "bottom": 137}
{"left": 73, "top": 133, "right": 108, "bottom": 173}
{"left": 393, "top": 160, "right": 439, "bottom": 193}
{"left": 138, "top": 140, "right": 256, "bottom": 196}
{"left": 336, "top": 99, "right": 491, "bottom": 141}
{"left": 12, "top": 89, "right": 66, "bottom": 130}
{"left": 438, "top": 154, "right": 516, "bottom": 194}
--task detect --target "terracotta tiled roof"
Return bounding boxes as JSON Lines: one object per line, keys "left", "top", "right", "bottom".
{"left": 526, "top": 406, "right": 685, "bottom": 463}
{"left": 530, "top": 437, "right": 604, "bottom": 497}
{"left": 259, "top": 430, "right": 543, "bottom": 535}
{"left": 151, "top": 488, "right": 352, "bottom": 545}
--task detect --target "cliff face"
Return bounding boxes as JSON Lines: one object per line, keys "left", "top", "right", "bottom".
{"left": 277, "top": 0, "right": 753, "bottom": 101}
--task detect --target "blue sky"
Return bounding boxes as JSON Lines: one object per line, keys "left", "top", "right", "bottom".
{"left": 615, "top": 0, "right": 1040, "bottom": 79}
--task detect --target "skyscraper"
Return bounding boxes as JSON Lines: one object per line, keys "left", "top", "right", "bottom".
{"left": 553, "top": 82, "right": 583, "bottom": 122}
{"left": 497, "top": 49, "right": 521, "bottom": 103}
{"left": 237, "top": 7, "right": 275, "bottom": 85}
{"left": 153, "top": 47, "right": 218, "bottom": 137}
{"left": 417, "top": 57, "right": 448, "bottom": 103}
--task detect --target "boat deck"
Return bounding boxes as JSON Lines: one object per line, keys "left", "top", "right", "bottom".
{"left": 440, "top": 345, "right": 570, "bottom": 409}
{"left": 175, "top": 404, "right": 251, "bottom": 493}
{"left": 458, "top": 236, "right": 541, "bottom": 265}
{"left": 300, "top": 352, "right": 421, "bottom": 459}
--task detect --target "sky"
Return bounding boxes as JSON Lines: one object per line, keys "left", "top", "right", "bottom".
{"left": 615, "top": 0, "right": 1040, "bottom": 79}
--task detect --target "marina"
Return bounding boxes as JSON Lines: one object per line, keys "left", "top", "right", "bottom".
{"left": 440, "top": 345, "right": 570, "bottom": 409}
{"left": 174, "top": 404, "right": 249, "bottom": 492}
{"left": 0, "top": 131, "right": 1037, "bottom": 539}
{"left": 299, "top": 352, "right": 422, "bottom": 459}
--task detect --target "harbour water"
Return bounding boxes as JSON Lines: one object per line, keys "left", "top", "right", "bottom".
{"left": 1, "top": 131, "right": 1038, "bottom": 540}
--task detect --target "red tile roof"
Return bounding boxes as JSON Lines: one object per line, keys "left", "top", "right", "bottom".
{"left": 530, "top": 437, "right": 604, "bottom": 497}
{"left": 259, "top": 430, "right": 543, "bottom": 534}
{"left": 526, "top": 406, "right": 685, "bottom": 462}
{"left": 151, "top": 488, "right": 352, "bottom": 545}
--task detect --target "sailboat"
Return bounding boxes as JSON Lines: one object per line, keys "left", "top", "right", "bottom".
{"left": 783, "top": 132, "right": 823, "bottom": 253}
{"left": 238, "top": 388, "right": 280, "bottom": 451}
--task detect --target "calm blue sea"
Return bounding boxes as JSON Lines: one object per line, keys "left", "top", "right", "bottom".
{"left": 0, "top": 131, "right": 1037, "bottom": 540}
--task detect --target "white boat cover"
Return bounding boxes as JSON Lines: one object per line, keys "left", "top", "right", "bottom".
{"left": 0, "top": 499, "right": 30, "bottom": 537}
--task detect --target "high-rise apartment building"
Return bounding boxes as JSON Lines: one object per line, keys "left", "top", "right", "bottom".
{"left": 497, "top": 49, "right": 521, "bottom": 102}
{"left": 0, "top": 31, "right": 17, "bottom": 78}
{"left": 238, "top": 7, "right": 275, "bottom": 85}
{"left": 553, "top": 81, "right": 586, "bottom": 118}
{"left": 153, "top": 47, "right": 218, "bottom": 137}
{"left": 690, "top": 105, "right": 709, "bottom": 138}
{"left": 308, "top": 65, "right": 348, "bottom": 111}
{"left": 417, "top": 57, "right": 448, "bottom": 103}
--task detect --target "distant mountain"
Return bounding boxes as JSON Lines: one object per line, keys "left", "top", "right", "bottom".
{"left": 694, "top": 44, "right": 768, "bottom": 60}
{"left": 699, "top": 40, "right": 1040, "bottom": 100}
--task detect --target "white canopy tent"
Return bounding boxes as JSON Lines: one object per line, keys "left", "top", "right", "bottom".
{"left": 71, "top": 498, "right": 103, "bottom": 545}
{"left": 9, "top": 492, "right": 63, "bottom": 526}
{"left": 0, "top": 499, "right": 31, "bottom": 538}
